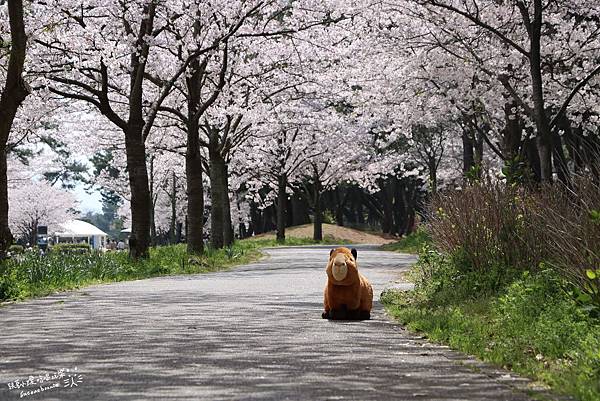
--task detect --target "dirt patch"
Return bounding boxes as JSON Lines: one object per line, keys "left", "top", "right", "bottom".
{"left": 257, "top": 223, "right": 396, "bottom": 245}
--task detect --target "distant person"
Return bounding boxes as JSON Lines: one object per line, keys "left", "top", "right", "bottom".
{"left": 117, "top": 240, "right": 125, "bottom": 250}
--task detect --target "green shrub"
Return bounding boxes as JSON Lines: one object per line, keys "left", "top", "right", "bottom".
{"left": 384, "top": 264, "right": 600, "bottom": 401}
{"left": 8, "top": 245, "right": 24, "bottom": 254}
{"left": 381, "top": 228, "right": 431, "bottom": 254}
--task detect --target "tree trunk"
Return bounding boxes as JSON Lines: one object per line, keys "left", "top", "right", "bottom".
{"left": 148, "top": 157, "right": 157, "bottom": 246}
{"left": 291, "top": 194, "right": 309, "bottom": 226}
{"left": 0, "top": 0, "right": 29, "bottom": 258}
{"left": 185, "top": 54, "right": 205, "bottom": 255}
{"left": 334, "top": 187, "right": 345, "bottom": 227}
{"left": 221, "top": 161, "right": 233, "bottom": 246}
{"left": 474, "top": 132, "right": 484, "bottom": 168}
{"left": 313, "top": 178, "right": 323, "bottom": 242}
{"left": 176, "top": 222, "right": 183, "bottom": 243}
{"left": 529, "top": 0, "right": 553, "bottom": 182}
{"left": 209, "top": 146, "right": 225, "bottom": 249}
{"left": 0, "top": 147, "right": 12, "bottom": 257}
{"left": 249, "top": 202, "right": 260, "bottom": 236}
{"left": 462, "top": 130, "right": 475, "bottom": 175}
{"left": 502, "top": 100, "right": 522, "bottom": 160}
{"left": 394, "top": 180, "right": 407, "bottom": 236}
{"left": 125, "top": 127, "right": 151, "bottom": 259}
{"left": 169, "top": 171, "right": 177, "bottom": 244}
{"left": 185, "top": 129, "right": 205, "bottom": 254}
{"left": 381, "top": 180, "right": 393, "bottom": 234}
{"left": 30, "top": 223, "right": 38, "bottom": 249}
{"left": 355, "top": 197, "right": 365, "bottom": 225}
{"left": 428, "top": 157, "right": 438, "bottom": 194}
{"left": 525, "top": 137, "right": 542, "bottom": 182}
{"left": 402, "top": 181, "right": 418, "bottom": 235}
{"left": 276, "top": 173, "right": 287, "bottom": 242}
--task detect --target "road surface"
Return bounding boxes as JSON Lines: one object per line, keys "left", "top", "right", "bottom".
{"left": 0, "top": 245, "right": 551, "bottom": 400}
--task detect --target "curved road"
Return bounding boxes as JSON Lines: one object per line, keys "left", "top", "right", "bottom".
{"left": 0, "top": 246, "right": 549, "bottom": 400}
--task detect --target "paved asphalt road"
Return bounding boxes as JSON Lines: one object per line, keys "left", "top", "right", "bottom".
{"left": 0, "top": 245, "right": 552, "bottom": 401}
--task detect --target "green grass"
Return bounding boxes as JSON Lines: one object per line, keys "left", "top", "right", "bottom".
{"left": 382, "top": 264, "right": 600, "bottom": 401}
{"left": 0, "top": 236, "right": 339, "bottom": 303}
{"left": 380, "top": 229, "right": 431, "bottom": 254}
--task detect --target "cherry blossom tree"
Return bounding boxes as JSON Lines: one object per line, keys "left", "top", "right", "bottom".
{"left": 0, "top": 0, "right": 30, "bottom": 257}
{"left": 8, "top": 179, "right": 78, "bottom": 245}
{"left": 35, "top": 0, "right": 265, "bottom": 257}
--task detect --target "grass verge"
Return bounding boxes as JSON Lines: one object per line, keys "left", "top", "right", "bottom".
{"left": 382, "top": 260, "right": 600, "bottom": 401}
{"left": 0, "top": 235, "right": 342, "bottom": 303}
{"left": 380, "top": 229, "right": 431, "bottom": 254}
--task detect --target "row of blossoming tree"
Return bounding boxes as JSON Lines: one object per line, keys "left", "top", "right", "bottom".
{"left": 1, "top": 0, "right": 599, "bottom": 258}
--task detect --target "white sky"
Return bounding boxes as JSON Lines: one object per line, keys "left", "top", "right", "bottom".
{"left": 72, "top": 182, "right": 103, "bottom": 213}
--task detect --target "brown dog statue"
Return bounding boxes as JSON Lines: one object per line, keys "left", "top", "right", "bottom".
{"left": 322, "top": 247, "right": 373, "bottom": 320}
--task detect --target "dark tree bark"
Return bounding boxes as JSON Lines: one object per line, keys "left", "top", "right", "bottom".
{"left": 334, "top": 187, "right": 347, "bottom": 227}
{"left": 401, "top": 180, "right": 418, "bottom": 235}
{"left": 0, "top": 0, "right": 30, "bottom": 258}
{"left": 501, "top": 100, "right": 523, "bottom": 160}
{"left": 355, "top": 196, "right": 365, "bottom": 225}
{"left": 276, "top": 173, "right": 287, "bottom": 242}
{"left": 428, "top": 156, "right": 438, "bottom": 193}
{"left": 462, "top": 130, "right": 475, "bottom": 175}
{"left": 185, "top": 112, "right": 205, "bottom": 254}
{"left": 125, "top": 126, "right": 151, "bottom": 259}
{"left": 248, "top": 203, "right": 258, "bottom": 236}
{"left": 291, "top": 193, "right": 310, "bottom": 226}
{"left": 312, "top": 168, "right": 324, "bottom": 242}
{"left": 527, "top": 0, "right": 553, "bottom": 182}
{"left": 286, "top": 196, "right": 294, "bottom": 227}
{"left": 148, "top": 156, "right": 157, "bottom": 246}
{"left": 381, "top": 180, "right": 394, "bottom": 234}
{"left": 176, "top": 221, "right": 183, "bottom": 243}
{"left": 393, "top": 179, "right": 407, "bottom": 236}
{"left": 221, "top": 162, "right": 233, "bottom": 246}
{"left": 313, "top": 187, "right": 323, "bottom": 242}
{"left": 169, "top": 171, "right": 177, "bottom": 244}
{"left": 208, "top": 145, "right": 225, "bottom": 249}
{"left": 474, "top": 131, "right": 484, "bottom": 168}
{"left": 524, "top": 137, "right": 542, "bottom": 182}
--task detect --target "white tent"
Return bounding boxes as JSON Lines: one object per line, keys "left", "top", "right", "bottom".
{"left": 54, "top": 220, "right": 108, "bottom": 250}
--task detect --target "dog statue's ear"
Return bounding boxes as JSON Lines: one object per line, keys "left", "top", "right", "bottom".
{"left": 351, "top": 248, "right": 357, "bottom": 260}
{"left": 330, "top": 249, "right": 335, "bottom": 257}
